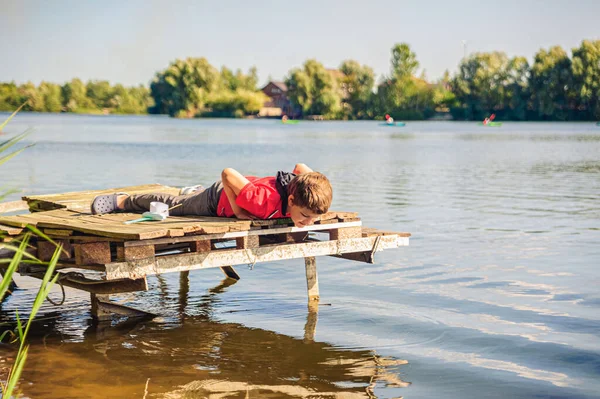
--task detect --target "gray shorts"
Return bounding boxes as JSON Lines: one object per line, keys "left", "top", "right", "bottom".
{"left": 122, "top": 181, "right": 223, "bottom": 217}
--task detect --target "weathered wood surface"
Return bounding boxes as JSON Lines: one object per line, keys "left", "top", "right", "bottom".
{"left": 23, "top": 272, "right": 148, "bottom": 294}
{"left": 0, "top": 209, "right": 253, "bottom": 240}
{"left": 0, "top": 208, "right": 364, "bottom": 243}
{"left": 0, "top": 223, "right": 23, "bottom": 236}
{"left": 362, "top": 228, "right": 411, "bottom": 237}
{"left": 305, "top": 257, "right": 319, "bottom": 301}
{"left": 105, "top": 234, "right": 409, "bottom": 280}
{"left": 122, "top": 221, "right": 362, "bottom": 248}
{"left": 250, "top": 211, "right": 358, "bottom": 227}
{"left": 0, "top": 200, "right": 29, "bottom": 214}
{"left": 23, "top": 184, "right": 180, "bottom": 213}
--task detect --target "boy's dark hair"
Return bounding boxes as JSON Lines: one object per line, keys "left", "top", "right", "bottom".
{"left": 288, "top": 172, "right": 332, "bottom": 214}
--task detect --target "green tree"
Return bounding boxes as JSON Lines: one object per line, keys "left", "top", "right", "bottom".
{"left": 86, "top": 80, "right": 114, "bottom": 109}
{"left": 286, "top": 59, "right": 341, "bottom": 118}
{"left": 61, "top": 78, "right": 93, "bottom": 112}
{"left": 150, "top": 57, "right": 220, "bottom": 117}
{"left": 0, "top": 83, "right": 23, "bottom": 111}
{"left": 375, "top": 43, "right": 436, "bottom": 120}
{"left": 450, "top": 51, "right": 511, "bottom": 120}
{"left": 39, "top": 82, "right": 62, "bottom": 112}
{"left": 18, "top": 83, "right": 44, "bottom": 112}
{"left": 504, "top": 56, "right": 531, "bottom": 120}
{"left": 339, "top": 60, "right": 375, "bottom": 119}
{"left": 391, "top": 43, "right": 419, "bottom": 80}
{"left": 530, "top": 46, "right": 573, "bottom": 120}
{"left": 571, "top": 39, "right": 600, "bottom": 120}
{"left": 220, "top": 66, "right": 259, "bottom": 91}
{"left": 432, "top": 70, "right": 457, "bottom": 113}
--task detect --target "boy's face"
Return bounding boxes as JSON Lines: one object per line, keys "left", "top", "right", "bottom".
{"left": 287, "top": 196, "right": 322, "bottom": 228}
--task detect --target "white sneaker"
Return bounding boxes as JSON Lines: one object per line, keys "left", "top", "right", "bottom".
{"left": 179, "top": 184, "right": 204, "bottom": 195}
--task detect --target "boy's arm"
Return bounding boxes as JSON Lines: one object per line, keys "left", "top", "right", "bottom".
{"left": 293, "top": 163, "right": 313, "bottom": 174}
{"left": 221, "top": 168, "right": 254, "bottom": 219}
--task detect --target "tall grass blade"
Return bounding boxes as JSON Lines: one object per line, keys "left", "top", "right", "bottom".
{"left": 0, "top": 101, "right": 28, "bottom": 132}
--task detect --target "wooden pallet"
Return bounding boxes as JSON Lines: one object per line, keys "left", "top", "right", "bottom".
{"left": 0, "top": 185, "right": 411, "bottom": 320}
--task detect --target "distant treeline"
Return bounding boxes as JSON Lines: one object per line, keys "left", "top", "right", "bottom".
{"left": 1, "top": 39, "right": 598, "bottom": 121}
{"left": 0, "top": 79, "right": 151, "bottom": 115}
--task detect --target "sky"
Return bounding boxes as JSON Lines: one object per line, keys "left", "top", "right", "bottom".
{"left": 1, "top": 0, "right": 599, "bottom": 88}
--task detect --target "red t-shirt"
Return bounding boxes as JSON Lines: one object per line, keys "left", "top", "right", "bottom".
{"left": 216, "top": 176, "right": 289, "bottom": 219}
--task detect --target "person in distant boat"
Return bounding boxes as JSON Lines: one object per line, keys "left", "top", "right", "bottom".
{"left": 385, "top": 114, "right": 394, "bottom": 125}
{"left": 282, "top": 115, "right": 288, "bottom": 123}
{"left": 90, "top": 164, "right": 332, "bottom": 229}
{"left": 483, "top": 113, "right": 496, "bottom": 125}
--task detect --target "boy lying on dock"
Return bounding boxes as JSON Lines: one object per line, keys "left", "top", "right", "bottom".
{"left": 90, "top": 164, "right": 333, "bottom": 228}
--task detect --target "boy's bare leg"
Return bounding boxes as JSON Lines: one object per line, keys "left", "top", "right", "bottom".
{"left": 116, "top": 194, "right": 128, "bottom": 210}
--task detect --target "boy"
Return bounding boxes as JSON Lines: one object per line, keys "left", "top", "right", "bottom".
{"left": 91, "top": 163, "right": 332, "bottom": 228}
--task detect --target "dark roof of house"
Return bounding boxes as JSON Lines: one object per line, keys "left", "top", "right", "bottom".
{"left": 262, "top": 81, "right": 288, "bottom": 92}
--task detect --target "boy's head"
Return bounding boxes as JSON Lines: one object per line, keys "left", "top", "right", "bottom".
{"left": 287, "top": 172, "right": 332, "bottom": 228}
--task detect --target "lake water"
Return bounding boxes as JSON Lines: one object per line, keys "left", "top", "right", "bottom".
{"left": 1, "top": 113, "right": 599, "bottom": 399}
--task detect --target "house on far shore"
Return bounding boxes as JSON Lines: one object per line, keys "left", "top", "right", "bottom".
{"left": 259, "top": 81, "right": 298, "bottom": 118}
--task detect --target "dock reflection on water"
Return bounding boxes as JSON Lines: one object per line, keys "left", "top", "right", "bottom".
{"left": 11, "top": 274, "right": 410, "bottom": 399}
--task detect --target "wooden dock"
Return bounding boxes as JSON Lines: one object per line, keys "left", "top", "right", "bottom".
{"left": 0, "top": 184, "right": 410, "bottom": 320}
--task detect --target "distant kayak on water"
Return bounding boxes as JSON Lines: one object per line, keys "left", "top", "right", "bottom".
{"left": 478, "top": 122, "right": 503, "bottom": 127}
{"left": 281, "top": 115, "right": 299, "bottom": 124}
{"left": 379, "top": 122, "right": 406, "bottom": 127}
{"left": 381, "top": 113, "right": 405, "bottom": 126}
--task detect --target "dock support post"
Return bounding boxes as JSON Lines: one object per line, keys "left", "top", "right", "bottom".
{"left": 304, "top": 256, "right": 319, "bottom": 302}
{"left": 220, "top": 266, "right": 240, "bottom": 280}
{"left": 303, "top": 301, "right": 319, "bottom": 342}
{"left": 90, "top": 293, "right": 156, "bottom": 321}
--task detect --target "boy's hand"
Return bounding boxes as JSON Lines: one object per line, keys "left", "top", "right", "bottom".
{"left": 293, "top": 163, "right": 313, "bottom": 174}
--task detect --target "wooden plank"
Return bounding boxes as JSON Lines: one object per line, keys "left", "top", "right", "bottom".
{"left": 0, "top": 200, "right": 29, "bottom": 214}
{"left": 24, "top": 272, "right": 147, "bottom": 294}
{"left": 220, "top": 266, "right": 240, "bottom": 280}
{"left": 116, "top": 244, "right": 155, "bottom": 261}
{"left": 90, "top": 293, "right": 155, "bottom": 320}
{"left": 190, "top": 240, "right": 211, "bottom": 253}
{"left": 43, "top": 228, "right": 73, "bottom": 237}
{"left": 235, "top": 235, "right": 260, "bottom": 249}
{"left": 247, "top": 211, "right": 358, "bottom": 227}
{"left": 74, "top": 242, "right": 111, "bottom": 265}
{"left": 330, "top": 226, "right": 362, "bottom": 240}
{"left": 319, "top": 211, "right": 359, "bottom": 221}
{"left": 330, "top": 251, "right": 375, "bottom": 264}
{"left": 105, "top": 234, "right": 409, "bottom": 280}
{"left": 0, "top": 223, "right": 23, "bottom": 236}
{"left": 305, "top": 256, "right": 319, "bottom": 301}
{"left": 37, "top": 240, "right": 72, "bottom": 261}
{"left": 36, "top": 212, "right": 251, "bottom": 239}
{"left": 124, "top": 221, "right": 362, "bottom": 247}
{"left": 23, "top": 184, "right": 180, "bottom": 213}
{"left": 361, "top": 228, "right": 411, "bottom": 237}
{"left": 251, "top": 218, "right": 293, "bottom": 227}
{"left": 69, "top": 236, "right": 125, "bottom": 243}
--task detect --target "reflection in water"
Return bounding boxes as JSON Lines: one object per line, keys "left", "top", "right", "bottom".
{"left": 13, "top": 276, "right": 409, "bottom": 399}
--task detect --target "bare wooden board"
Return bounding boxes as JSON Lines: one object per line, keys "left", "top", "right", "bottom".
{"left": 0, "top": 209, "right": 253, "bottom": 240}
{"left": 124, "top": 221, "right": 362, "bottom": 247}
{"left": 105, "top": 234, "right": 410, "bottom": 280}
{"left": 22, "top": 184, "right": 180, "bottom": 213}
{"left": 361, "top": 228, "right": 411, "bottom": 237}
{"left": 249, "top": 211, "right": 359, "bottom": 227}
{"left": 0, "top": 223, "right": 23, "bottom": 236}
